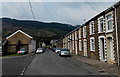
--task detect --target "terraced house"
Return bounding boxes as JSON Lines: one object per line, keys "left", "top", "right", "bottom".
{"left": 57, "top": 2, "right": 120, "bottom": 66}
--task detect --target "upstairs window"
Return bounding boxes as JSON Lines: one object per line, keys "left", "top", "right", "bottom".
{"left": 90, "top": 21, "right": 94, "bottom": 35}
{"left": 79, "top": 28, "right": 81, "bottom": 38}
{"left": 83, "top": 26, "right": 86, "bottom": 38}
{"left": 75, "top": 31, "right": 77, "bottom": 40}
{"left": 98, "top": 17, "right": 104, "bottom": 33}
{"left": 106, "top": 14, "right": 113, "bottom": 32}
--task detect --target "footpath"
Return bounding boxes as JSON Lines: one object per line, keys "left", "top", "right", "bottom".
{"left": 72, "top": 55, "right": 120, "bottom": 77}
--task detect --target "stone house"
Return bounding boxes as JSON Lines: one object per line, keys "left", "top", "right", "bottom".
{"left": 2, "top": 30, "right": 36, "bottom": 55}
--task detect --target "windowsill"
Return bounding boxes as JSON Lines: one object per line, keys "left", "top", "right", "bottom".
{"left": 90, "top": 33, "right": 94, "bottom": 35}
{"left": 98, "top": 32, "right": 105, "bottom": 34}
{"left": 106, "top": 30, "right": 113, "bottom": 33}
{"left": 90, "top": 50, "right": 95, "bottom": 52}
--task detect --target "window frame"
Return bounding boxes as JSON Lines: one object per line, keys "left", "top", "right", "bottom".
{"left": 79, "top": 28, "right": 81, "bottom": 38}
{"left": 105, "top": 13, "right": 113, "bottom": 33}
{"left": 98, "top": 16, "right": 104, "bottom": 33}
{"left": 90, "top": 37, "right": 95, "bottom": 52}
{"left": 79, "top": 40, "right": 82, "bottom": 51}
{"left": 90, "top": 21, "right": 94, "bottom": 35}
{"left": 83, "top": 26, "right": 86, "bottom": 38}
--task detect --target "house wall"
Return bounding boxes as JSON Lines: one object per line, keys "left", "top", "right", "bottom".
{"left": 7, "top": 32, "right": 32, "bottom": 45}
{"left": 59, "top": 2, "right": 120, "bottom": 65}
{"left": 116, "top": 4, "right": 120, "bottom": 65}
{"left": 6, "top": 31, "right": 32, "bottom": 54}
{"left": 79, "top": 26, "right": 84, "bottom": 56}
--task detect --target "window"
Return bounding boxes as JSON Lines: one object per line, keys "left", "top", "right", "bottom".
{"left": 73, "top": 41, "right": 74, "bottom": 50}
{"left": 106, "top": 14, "right": 113, "bottom": 32}
{"left": 83, "top": 26, "right": 86, "bottom": 38}
{"left": 79, "top": 28, "right": 81, "bottom": 38}
{"left": 90, "top": 21, "right": 94, "bottom": 35}
{"left": 79, "top": 40, "right": 82, "bottom": 51}
{"left": 75, "top": 31, "right": 77, "bottom": 40}
{"left": 90, "top": 38, "right": 95, "bottom": 51}
{"left": 98, "top": 17, "right": 104, "bottom": 33}
{"left": 72, "top": 33, "right": 74, "bottom": 40}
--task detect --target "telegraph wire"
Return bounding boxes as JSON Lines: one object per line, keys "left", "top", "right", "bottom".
{"left": 85, "top": 0, "right": 99, "bottom": 13}
{"left": 28, "top": 0, "right": 35, "bottom": 20}
{"left": 42, "top": 2, "right": 54, "bottom": 21}
{"left": 20, "top": 0, "right": 29, "bottom": 20}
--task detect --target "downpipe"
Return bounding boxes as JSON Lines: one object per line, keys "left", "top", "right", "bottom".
{"left": 112, "top": 6, "right": 119, "bottom": 66}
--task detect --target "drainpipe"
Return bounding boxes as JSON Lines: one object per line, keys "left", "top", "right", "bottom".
{"left": 113, "top": 6, "right": 119, "bottom": 66}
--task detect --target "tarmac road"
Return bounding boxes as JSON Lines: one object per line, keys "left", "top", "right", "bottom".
{"left": 2, "top": 53, "right": 35, "bottom": 76}
{"left": 24, "top": 49, "right": 109, "bottom": 75}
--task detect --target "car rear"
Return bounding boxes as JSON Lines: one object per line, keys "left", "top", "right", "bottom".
{"left": 55, "top": 48, "right": 61, "bottom": 53}
{"left": 17, "top": 48, "right": 26, "bottom": 55}
{"left": 59, "top": 48, "right": 70, "bottom": 56}
{"left": 36, "top": 48, "right": 43, "bottom": 54}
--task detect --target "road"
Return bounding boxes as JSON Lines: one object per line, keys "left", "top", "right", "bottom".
{"left": 24, "top": 49, "right": 109, "bottom": 75}
{"left": 2, "top": 53, "right": 35, "bottom": 75}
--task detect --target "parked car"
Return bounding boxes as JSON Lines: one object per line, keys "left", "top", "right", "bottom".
{"left": 59, "top": 48, "right": 70, "bottom": 56}
{"left": 36, "top": 48, "right": 44, "bottom": 54}
{"left": 17, "top": 48, "right": 28, "bottom": 55}
{"left": 51, "top": 47, "right": 56, "bottom": 52}
{"left": 55, "top": 48, "right": 61, "bottom": 53}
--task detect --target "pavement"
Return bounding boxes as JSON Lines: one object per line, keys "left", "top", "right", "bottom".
{"left": 24, "top": 49, "right": 110, "bottom": 75}
{"left": 72, "top": 55, "right": 120, "bottom": 77}
{"left": 2, "top": 53, "right": 35, "bottom": 76}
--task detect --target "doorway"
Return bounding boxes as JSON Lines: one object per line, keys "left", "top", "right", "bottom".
{"left": 84, "top": 40, "right": 87, "bottom": 57}
{"left": 107, "top": 37, "right": 114, "bottom": 62}
{"left": 99, "top": 38, "right": 105, "bottom": 61}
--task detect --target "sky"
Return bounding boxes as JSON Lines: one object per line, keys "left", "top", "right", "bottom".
{"left": 1, "top": 1, "right": 119, "bottom": 25}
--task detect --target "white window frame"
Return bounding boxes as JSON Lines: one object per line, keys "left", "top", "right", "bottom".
{"left": 79, "top": 28, "right": 81, "bottom": 38}
{"left": 75, "top": 31, "right": 77, "bottom": 40}
{"left": 72, "top": 33, "right": 74, "bottom": 41}
{"left": 90, "top": 21, "right": 94, "bottom": 35}
{"left": 83, "top": 26, "right": 86, "bottom": 38}
{"left": 98, "top": 16, "right": 104, "bottom": 33}
{"left": 98, "top": 36, "right": 106, "bottom": 61}
{"left": 105, "top": 12, "right": 113, "bottom": 33}
{"left": 79, "top": 40, "right": 82, "bottom": 51}
{"left": 90, "top": 37, "right": 95, "bottom": 52}
{"left": 70, "top": 34, "right": 72, "bottom": 40}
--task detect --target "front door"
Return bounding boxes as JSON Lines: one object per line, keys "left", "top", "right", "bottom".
{"left": 84, "top": 40, "right": 87, "bottom": 57}
{"left": 99, "top": 38, "right": 105, "bottom": 61}
{"left": 109, "top": 38, "right": 114, "bottom": 60}
{"left": 107, "top": 37, "right": 114, "bottom": 63}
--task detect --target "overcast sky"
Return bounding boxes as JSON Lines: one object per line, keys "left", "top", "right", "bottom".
{"left": 1, "top": 1, "right": 118, "bottom": 25}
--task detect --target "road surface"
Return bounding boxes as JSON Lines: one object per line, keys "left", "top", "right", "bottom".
{"left": 24, "top": 49, "right": 108, "bottom": 75}
{"left": 2, "top": 53, "right": 35, "bottom": 75}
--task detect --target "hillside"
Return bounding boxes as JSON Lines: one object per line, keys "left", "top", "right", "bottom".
{"left": 1, "top": 18, "right": 76, "bottom": 44}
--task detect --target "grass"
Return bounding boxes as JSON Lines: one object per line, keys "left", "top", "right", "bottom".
{"left": 1, "top": 54, "right": 22, "bottom": 57}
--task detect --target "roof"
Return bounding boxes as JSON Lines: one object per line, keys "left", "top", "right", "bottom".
{"left": 63, "top": 1, "right": 120, "bottom": 38}
{"left": 6, "top": 30, "right": 33, "bottom": 39}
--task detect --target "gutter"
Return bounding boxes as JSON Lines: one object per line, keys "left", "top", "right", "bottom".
{"left": 113, "top": 6, "right": 119, "bottom": 66}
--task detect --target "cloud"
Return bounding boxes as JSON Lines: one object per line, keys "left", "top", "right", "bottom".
{"left": 1, "top": 2, "right": 116, "bottom": 25}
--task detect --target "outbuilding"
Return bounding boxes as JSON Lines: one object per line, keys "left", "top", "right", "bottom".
{"left": 2, "top": 29, "right": 36, "bottom": 55}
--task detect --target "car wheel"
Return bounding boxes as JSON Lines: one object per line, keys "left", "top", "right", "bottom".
{"left": 59, "top": 54, "right": 61, "bottom": 56}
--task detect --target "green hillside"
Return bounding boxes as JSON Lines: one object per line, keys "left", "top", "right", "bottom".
{"left": 1, "top": 18, "right": 76, "bottom": 44}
